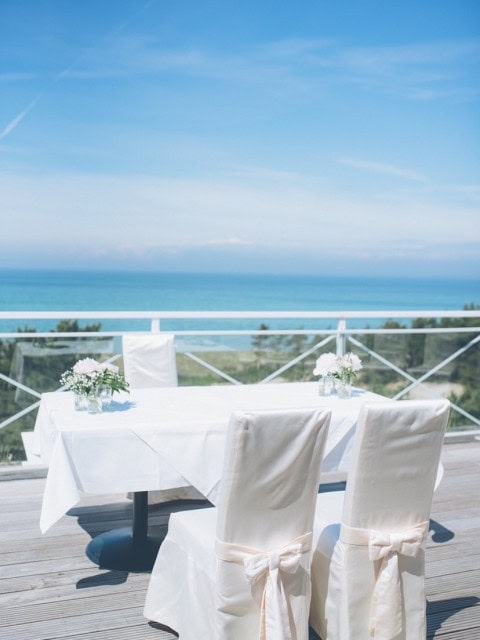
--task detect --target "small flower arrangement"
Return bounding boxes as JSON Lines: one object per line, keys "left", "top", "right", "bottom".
{"left": 60, "top": 358, "right": 129, "bottom": 396}
{"left": 313, "top": 351, "right": 362, "bottom": 381}
{"left": 338, "top": 352, "right": 363, "bottom": 384}
{"left": 98, "top": 362, "right": 130, "bottom": 393}
{"left": 313, "top": 352, "right": 362, "bottom": 397}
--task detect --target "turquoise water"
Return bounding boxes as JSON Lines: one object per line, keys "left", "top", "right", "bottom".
{"left": 0, "top": 269, "right": 479, "bottom": 341}
{"left": 1, "top": 269, "right": 479, "bottom": 311}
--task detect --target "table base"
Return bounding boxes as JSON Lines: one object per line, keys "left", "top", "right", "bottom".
{"left": 86, "top": 527, "right": 162, "bottom": 572}
{"left": 85, "top": 491, "right": 161, "bottom": 572}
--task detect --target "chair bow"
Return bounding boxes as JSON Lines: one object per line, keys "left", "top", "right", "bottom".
{"left": 341, "top": 521, "right": 429, "bottom": 640}
{"left": 216, "top": 532, "right": 312, "bottom": 640}
{"left": 368, "top": 527, "right": 426, "bottom": 560}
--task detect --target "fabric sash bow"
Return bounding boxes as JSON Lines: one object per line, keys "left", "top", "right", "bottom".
{"left": 340, "top": 521, "right": 429, "bottom": 640}
{"left": 215, "top": 532, "right": 312, "bottom": 640}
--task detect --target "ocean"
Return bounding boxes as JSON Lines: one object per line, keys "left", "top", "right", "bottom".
{"left": 0, "top": 270, "right": 479, "bottom": 345}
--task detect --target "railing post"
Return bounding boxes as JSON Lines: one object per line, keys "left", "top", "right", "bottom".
{"left": 336, "top": 318, "right": 346, "bottom": 356}
{"left": 150, "top": 319, "right": 160, "bottom": 333}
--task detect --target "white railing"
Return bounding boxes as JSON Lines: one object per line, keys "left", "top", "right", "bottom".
{"left": 1, "top": 310, "right": 479, "bottom": 459}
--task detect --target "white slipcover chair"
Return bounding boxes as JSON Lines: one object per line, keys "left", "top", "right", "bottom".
{"left": 122, "top": 333, "right": 178, "bottom": 388}
{"left": 309, "top": 398, "right": 450, "bottom": 640}
{"left": 144, "top": 406, "right": 332, "bottom": 640}
{"left": 122, "top": 332, "right": 203, "bottom": 502}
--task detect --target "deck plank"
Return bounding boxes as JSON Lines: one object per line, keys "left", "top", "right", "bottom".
{"left": 1, "top": 441, "right": 479, "bottom": 640}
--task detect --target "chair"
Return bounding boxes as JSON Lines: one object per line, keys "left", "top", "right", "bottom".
{"left": 122, "top": 333, "right": 178, "bottom": 388}
{"left": 144, "top": 407, "right": 332, "bottom": 640}
{"left": 122, "top": 332, "right": 203, "bottom": 502}
{"left": 309, "top": 399, "right": 450, "bottom": 640}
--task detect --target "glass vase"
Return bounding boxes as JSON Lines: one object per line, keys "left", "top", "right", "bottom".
{"left": 87, "top": 392, "right": 102, "bottom": 414}
{"left": 99, "top": 386, "right": 113, "bottom": 409}
{"left": 318, "top": 375, "right": 335, "bottom": 396}
{"left": 337, "top": 379, "right": 352, "bottom": 399}
{"left": 74, "top": 392, "right": 88, "bottom": 411}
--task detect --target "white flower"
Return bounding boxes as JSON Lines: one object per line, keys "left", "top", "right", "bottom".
{"left": 73, "top": 358, "right": 101, "bottom": 375}
{"left": 61, "top": 358, "right": 129, "bottom": 395}
{"left": 339, "top": 352, "right": 362, "bottom": 372}
{"left": 98, "top": 362, "right": 119, "bottom": 374}
{"left": 60, "top": 369, "right": 97, "bottom": 394}
{"left": 313, "top": 352, "right": 340, "bottom": 377}
{"left": 337, "top": 352, "right": 363, "bottom": 384}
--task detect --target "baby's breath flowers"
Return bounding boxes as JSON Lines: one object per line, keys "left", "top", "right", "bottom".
{"left": 60, "top": 358, "right": 129, "bottom": 395}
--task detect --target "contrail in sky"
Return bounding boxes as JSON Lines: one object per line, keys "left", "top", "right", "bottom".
{"left": 0, "top": 0, "right": 157, "bottom": 142}
{"left": 0, "top": 94, "right": 43, "bottom": 141}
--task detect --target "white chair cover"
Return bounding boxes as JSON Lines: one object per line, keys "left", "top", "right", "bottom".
{"left": 144, "top": 407, "right": 332, "bottom": 640}
{"left": 123, "top": 333, "right": 203, "bottom": 502}
{"left": 122, "top": 333, "right": 178, "bottom": 389}
{"left": 310, "top": 399, "right": 450, "bottom": 640}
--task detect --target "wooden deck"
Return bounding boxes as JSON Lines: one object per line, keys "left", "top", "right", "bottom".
{"left": 0, "top": 441, "right": 479, "bottom": 640}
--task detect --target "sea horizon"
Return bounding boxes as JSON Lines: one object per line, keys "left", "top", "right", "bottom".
{"left": 1, "top": 267, "right": 479, "bottom": 348}
{"left": 2, "top": 266, "right": 480, "bottom": 280}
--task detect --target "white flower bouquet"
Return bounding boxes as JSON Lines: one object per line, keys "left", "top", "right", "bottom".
{"left": 60, "top": 358, "right": 129, "bottom": 398}
{"left": 337, "top": 352, "right": 362, "bottom": 384}
{"left": 313, "top": 351, "right": 362, "bottom": 397}
{"left": 313, "top": 352, "right": 340, "bottom": 378}
{"left": 97, "top": 362, "right": 130, "bottom": 394}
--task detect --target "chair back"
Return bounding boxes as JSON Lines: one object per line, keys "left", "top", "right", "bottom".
{"left": 217, "top": 407, "right": 331, "bottom": 549}
{"left": 342, "top": 399, "right": 450, "bottom": 532}
{"left": 122, "top": 333, "right": 178, "bottom": 389}
{"left": 215, "top": 407, "right": 331, "bottom": 640}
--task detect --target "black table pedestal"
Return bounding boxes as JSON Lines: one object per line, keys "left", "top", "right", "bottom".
{"left": 86, "top": 491, "right": 161, "bottom": 572}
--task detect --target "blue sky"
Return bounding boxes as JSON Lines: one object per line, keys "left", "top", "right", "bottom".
{"left": 0, "top": 0, "right": 479, "bottom": 276}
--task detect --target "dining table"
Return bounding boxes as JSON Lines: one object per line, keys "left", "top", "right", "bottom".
{"left": 33, "top": 382, "right": 386, "bottom": 571}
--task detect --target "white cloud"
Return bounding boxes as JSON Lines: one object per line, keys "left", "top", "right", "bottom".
{"left": 1, "top": 33, "right": 476, "bottom": 152}
{"left": 435, "top": 183, "right": 480, "bottom": 202}
{"left": 0, "top": 73, "right": 38, "bottom": 82}
{"left": 0, "top": 170, "right": 478, "bottom": 265}
{"left": 45, "top": 32, "right": 480, "bottom": 103}
{"left": 339, "top": 40, "right": 480, "bottom": 69}
{"left": 336, "top": 156, "right": 426, "bottom": 182}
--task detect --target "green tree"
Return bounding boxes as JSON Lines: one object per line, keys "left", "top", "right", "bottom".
{"left": 251, "top": 323, "right": 271, "bottom": 354}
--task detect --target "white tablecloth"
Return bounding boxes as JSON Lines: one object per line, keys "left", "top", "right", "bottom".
{"left": 34, "top": 382, "right": 384, "bottom": 533}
